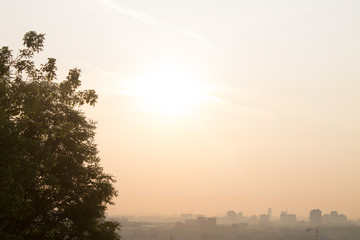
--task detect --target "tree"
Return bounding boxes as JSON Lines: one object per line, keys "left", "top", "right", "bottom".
{"left": 0, "top": 31, "right": 120, "bottom": 240}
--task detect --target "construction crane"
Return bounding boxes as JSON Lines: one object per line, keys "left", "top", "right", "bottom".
{"left": 306, "top": 226, "right": 320, "bottom": 240}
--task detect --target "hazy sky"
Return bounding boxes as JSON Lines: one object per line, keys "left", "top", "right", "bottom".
{"left": 1, "top": 0, "right": 360, "bottom": 218}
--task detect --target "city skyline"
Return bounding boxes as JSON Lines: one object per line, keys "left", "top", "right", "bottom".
{"left": 118, "top": 209, "right": 360, "bottom": 240}
{"left": 113, "top": 208, "right": 355, "bottom": 222}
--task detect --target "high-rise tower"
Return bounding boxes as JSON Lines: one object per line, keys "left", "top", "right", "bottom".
{"left": 309, "top": 209, "right": 322, "bottom": 225}
{"left": 268, "top": 208, "right": 272, "bottom": 220}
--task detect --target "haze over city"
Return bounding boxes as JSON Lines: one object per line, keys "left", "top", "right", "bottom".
{"left": 1, "top": 0, "right": 360, "bottom": 221}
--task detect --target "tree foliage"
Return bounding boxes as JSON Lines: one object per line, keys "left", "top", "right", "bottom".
{"left": 0, "top": 31, "right": 120, "bottom": 240}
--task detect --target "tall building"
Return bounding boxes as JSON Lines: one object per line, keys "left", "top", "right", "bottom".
{"left": 268, "top": 208, "right": 272, "bottom": 220}
{"left": 280, "top": 211, "right": 287, "bottom": 222}
{"left": 227, "top": 210, "right": 237, "bottom": 223}
{"left": 238, "top": 212, "right": 244, "bottom": 222}
{"left": 227, "top": 210, "right": 237, "bottom": 218}
{"left": 280, "top": 211, "right": 296, "bottom": 224}
{"left": 197, "top": 216, "right": 207, "bottom": 228}
{"left": 309, "top": 209, "right": 322, "bottom": 225}
{"left": 259, "top": 214, "right": 269, "bottom": 223}
{"left": 206, "top": 217, "right": 217, "bottom": 228}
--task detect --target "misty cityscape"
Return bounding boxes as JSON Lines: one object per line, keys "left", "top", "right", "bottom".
{"left": 2, "top": 1, "right": 360, "bottom": 240}
{"left": 112, "top": 208, "right": 360, "bottom": 240}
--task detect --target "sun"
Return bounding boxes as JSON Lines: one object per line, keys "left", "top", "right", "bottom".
{"left": 128, "top": 65, "right": 206, "bottom": 115}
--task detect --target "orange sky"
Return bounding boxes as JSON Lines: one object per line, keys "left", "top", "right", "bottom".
{"left": 1, "top": 0, "right": 360, "bottom": 219}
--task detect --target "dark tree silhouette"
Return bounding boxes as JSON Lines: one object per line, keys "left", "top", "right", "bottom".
{"left": 0, "top": 31, "right": 120, "bottom": 240}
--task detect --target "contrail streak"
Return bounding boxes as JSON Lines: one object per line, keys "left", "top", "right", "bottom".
{"left": 101, "top": 0, "right": 223, "bottom": 53}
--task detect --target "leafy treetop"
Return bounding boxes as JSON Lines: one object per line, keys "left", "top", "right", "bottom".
{"left": 0, "top": 31, "right": 120, "bottom": 240}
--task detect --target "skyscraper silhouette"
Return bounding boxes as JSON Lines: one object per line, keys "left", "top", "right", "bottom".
{"left": 309, "top": 209, "right": 322, "bottom": 225}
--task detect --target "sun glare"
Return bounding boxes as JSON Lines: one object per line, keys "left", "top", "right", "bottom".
{"left": 128, "top": 65, "right": 206, "bottom": 115}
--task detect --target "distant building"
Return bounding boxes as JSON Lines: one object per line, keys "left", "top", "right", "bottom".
{"left": 174, "top": 221, "right": 183, "bottom": 228}
{"left": 227, "top": 210, "right": 237, "bottom": 223}
{"left": 280, "top": 211, "right": 287, "bottom": 222}
{"left": 259, "top": 214, "right": 269, "bottom": 223}
{"left": 250, "top": 215, "right": 258, "bottom": 224}
{"left": 309, "top": 209, "right": 322, "bottom": 225}
{"left": 197, "top": 216, "right": 207, "bottom": 228}
{"left": 180, "top": 213, "right": 193, "bottom": 221}
{"left": 268, "top": 208, "right": 272, "bottom": 220}
{"left": 280, "top": 211, "right": 296, "bottom": 224}
{"left": 227, "top": 210, "right": 237, "bottom": 218}
{"left": 206, "top": 217, "right": 217, "bottom": 228}
{"left": 184, "top": 219, "right": 197, "bottom": 226}
{"left": 322, "top": 211, "right": 348, "bottom": 225}
{"left": 120, "top": 217, "right": 129, "bottom": 223}
{"left": 237, "top": 212, "right": 244, "bottom": 222}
